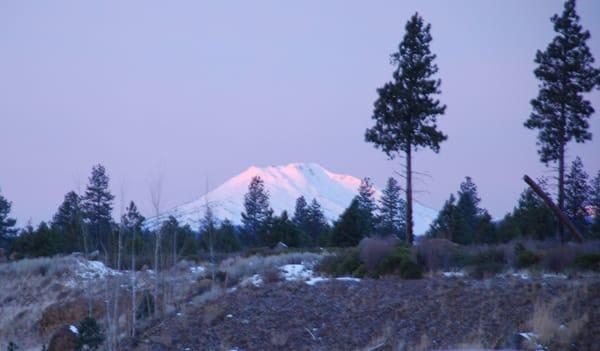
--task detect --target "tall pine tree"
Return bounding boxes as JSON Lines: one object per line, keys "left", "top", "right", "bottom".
{"left": 0, "top": 189, "right": 17, "bottom": 248}
{"left": 241, "top": 176, "right": 273, "bottom": 245}
{"left": 524, "top": 0, "right": 600, "bottom": 242}
{"left": 564, "top": 157, "right": 590, "bottom": 233}
{"left": 377, "top": 177, "right": 407, "bottom": 239}
{"left": 365, "top": 13, "right": 446, "bottom": 245}
{"left": 81, "top": 164, "right": 115, "bottom": 252}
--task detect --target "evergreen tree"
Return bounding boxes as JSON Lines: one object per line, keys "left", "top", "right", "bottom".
{"left": 122, "top": 201, "right": 145, "bottom": 233}
{"left": 293, "top": 197, "right": 330, "bottom": 246}
{"left": 0, "top": 189, "right": 17, "bottom": 249}
{"left": 258, "top": 211, "right": 305, "bottom": 248}
{"left": 377, "top": 177, "right": 407, "bottom": 239}
{"left": 426, "top": 194, "right": 458, "bottom": 240}
{"left": 76, "top": 316, "right": 104, "bottom": 350}
{"left": 428, "top": 177, "right": 495, "bottom": 244}
{"left": 329, "top": 199, "right": 370, "bottom": 247}
{"left": 241, "top": 176, "right": 273, "bottom": 245}
{"left": 590, "top": 171, "right": 600, "bottom": 238}
{"left": 455, "top": 177, "right": 482, "bottom": 244}
{"left": 292, "top": 196, "right": 309, "bottom": 231}
{"left": 510, "top": 178, "right": 556, "bottom": 241}
{"left": 365, "top": 13, "right": 446, "bottom": 245}
{"left": 213, "top": 220, "right": 241, "bottom": 253}
{"left": 356, "top": 177, "right": 377, "bottom": 234}
{"left": 81, "top": 164, "right": 115, "bottom": 252}
{"left": 305, "top": 198, "right": 330, "bottom": 246}
{"left": 11, "top": 222, "right": 61, "bottom": 258}
{"left": 564, "top": 157, "right": 590, "bottom": 233}
{"left": 524, "top": 0, "right": 600, "bottom": 242}
{"left": 52, "top": 191, "right": 83, "bottom": 253}
{"left": 590, "top": 170, "right": 600, "bottom": 212}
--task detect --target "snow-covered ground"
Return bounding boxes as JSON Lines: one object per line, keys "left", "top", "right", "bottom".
{"left": 145, "top": 163, "right": 438, "bottom": 235}
{"left": 236, "top": 262, "right": 362, "bottom": 287}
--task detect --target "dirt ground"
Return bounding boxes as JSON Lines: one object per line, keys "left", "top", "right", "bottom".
{"left": 121, "top": 275, "right": 600, "bottom": 351}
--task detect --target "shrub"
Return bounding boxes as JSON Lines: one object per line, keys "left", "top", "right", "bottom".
{"left": 541, "top": 246, "right": 577, "bottom": 272}
{"left": 76, "top": 316, "right": 104, "bottom": 350}
{"left": 372, "top": 246, "right": 422, "bottom": 279}
{"left": 263, "top": 266, "right": 282, "bottom": 283}
{"left": 315, "top": 248, "right": 363, "bottom": 277}
{"left": 515, "top": 243, "right": 540, "bottom": 269}
{"left": 465, "top": 249, "right": 506, "bottom": 279}
{"left": 359, "top": 237, "right": 396, "bottom": 270}
{"left": 572, "top": 253, "right": 600, "bottom": 272}
{"left": 415, "top": 238, "right": 459, "bottom": 271}
{"left": 399, "top": 260, "right": 423, "bottom": 279}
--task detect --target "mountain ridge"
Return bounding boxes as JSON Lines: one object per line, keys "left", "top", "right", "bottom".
{"left": 145, "top": 163, "right": 437, "bottom": 235}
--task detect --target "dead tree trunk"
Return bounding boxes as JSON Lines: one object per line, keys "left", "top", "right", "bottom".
{"left": 523, "top": 175, "right": 583, "bottom": 243}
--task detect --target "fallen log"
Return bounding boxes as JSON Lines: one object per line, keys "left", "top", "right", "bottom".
{"left": 523, "top": 175, "right": 583, "bottom": 243}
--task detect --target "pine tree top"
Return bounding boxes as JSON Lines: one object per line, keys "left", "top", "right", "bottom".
{"left": 366, "top": 13, "right": 446, "bottom": 157}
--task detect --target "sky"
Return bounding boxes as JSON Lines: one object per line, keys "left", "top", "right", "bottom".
{"left": 1, "top": 0, "right": 599, "bottom": 226}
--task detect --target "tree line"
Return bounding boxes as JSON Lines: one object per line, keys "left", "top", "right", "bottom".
{"left": 365, "top": 0, "right": 599, "bottom": 245}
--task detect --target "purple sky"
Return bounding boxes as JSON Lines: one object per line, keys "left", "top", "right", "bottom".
{"left": 1, "top": 1, "right": 599, "bottom": 226}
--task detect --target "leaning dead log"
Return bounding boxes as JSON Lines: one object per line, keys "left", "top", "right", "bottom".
{"left": 523, "top": 175, "right": 584, "bottom": 243}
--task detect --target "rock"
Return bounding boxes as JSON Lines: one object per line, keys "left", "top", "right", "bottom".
{"left": 88, "top": 250, "right": 100, "bottom": 260}
{"left": 48, "top": 325, "right": 78, "bottom": 351}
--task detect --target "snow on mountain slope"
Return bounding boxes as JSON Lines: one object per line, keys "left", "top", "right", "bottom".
{"left": 145, "top": 163, "right": 438, "bottom": 235}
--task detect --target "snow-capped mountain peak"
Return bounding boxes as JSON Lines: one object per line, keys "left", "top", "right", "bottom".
{"left": 145, "top": 163, "right": 437, "bottom": 235}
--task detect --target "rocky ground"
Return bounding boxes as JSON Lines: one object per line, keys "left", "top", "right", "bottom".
{"left": 122, "top": 275, "right": 600, "bottom": 351}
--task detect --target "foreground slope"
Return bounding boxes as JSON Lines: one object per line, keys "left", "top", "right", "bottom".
{"left": 146, "top": 163, "right": 437, "bottom": 235}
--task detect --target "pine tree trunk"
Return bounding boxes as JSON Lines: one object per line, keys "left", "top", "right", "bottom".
{"left": 558, "top": 143, "right": 566, "bottom": 243}
{"left": 405, "top": 148, "right": 414, "bottom": 245}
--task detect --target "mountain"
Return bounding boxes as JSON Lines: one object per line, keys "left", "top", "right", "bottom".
{"left": 145, "top": 163, "right": 438, "bottom": 235}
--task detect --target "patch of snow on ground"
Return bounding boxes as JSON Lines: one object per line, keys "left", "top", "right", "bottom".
{"left": 543, "top": 273, "right": 568, "bottom": 279}
{"left": 241, "top": 274, "right": 263, "bottom": 287}
{"left": 279, "top": 263, "right": 361, "bottom": 285}
{"left": 280, "top": 264, "right": 314, "bottom": 281}
{"left": 305, "top": 277, "right": 329, "bottom": 285}
{"left": 335, "top": 277, "right": 361, "bottom": 282}
{"left": 512, "top": 272, "right": 530, "bottom": 280}
{"left": 75, "top": 259, "right": 120, "bottom": 280}
{"left": 442, "top": 271, "right": 465, "bottom": 278}
{"left": 190, "top": 266, "right": 206, "bottom": 275}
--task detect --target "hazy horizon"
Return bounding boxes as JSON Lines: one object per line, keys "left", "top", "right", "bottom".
{"left": 1, "top": 1, "right": 600, "bottom": 226}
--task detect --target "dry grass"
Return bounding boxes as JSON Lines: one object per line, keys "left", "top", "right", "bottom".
{"left": 528, "top": 298, "right": 589, "bottom": 348}
{"left": 529, "top": 300, "right": 560, "bottom": 344}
